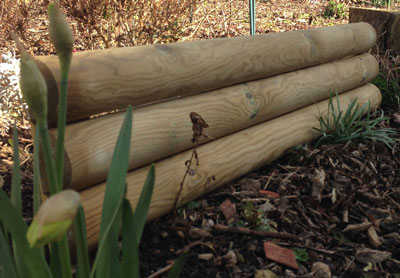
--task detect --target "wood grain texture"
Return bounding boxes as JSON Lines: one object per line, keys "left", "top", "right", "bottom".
{"left": 79, "top": 84, "right": 381, "bottom": 249}
{"left": 49, "top": 53, "right": 378, "bottom": 191}
{"left": 36, "top": 23, "right": 376, "bottom": 127}
{"left": 350, "top": 7, "right": 400, "bottom": 54}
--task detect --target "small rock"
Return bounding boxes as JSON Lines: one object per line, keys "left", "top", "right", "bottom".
{"left": 312, "top": 262, "right": 331, "bottom": 278}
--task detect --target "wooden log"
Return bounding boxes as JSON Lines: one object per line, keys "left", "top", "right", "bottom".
{"left": 35, "top": 23, "right": 376, "bottom": 127}
{"left": 45, "top": 53, "right": 378, "bottom": 192}
{"left": 79, "top": 83, "right": 381, "bottom": 249}
{"left": 350, "top": 7, "right": 400, "bottom": 54}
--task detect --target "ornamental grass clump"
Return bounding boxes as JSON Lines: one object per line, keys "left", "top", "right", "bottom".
{"left": 0, "top": 2, "right": 186, "bottom": 277}
{"left": 314, "top": 92, "right": 397, "bottom": 148}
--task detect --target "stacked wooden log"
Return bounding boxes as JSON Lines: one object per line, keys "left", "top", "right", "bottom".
{"left": 35, "top": 22, "right": 381, "bottom": 248}
{"left": 350, "top": 7, "right": 400, "bottom": 54}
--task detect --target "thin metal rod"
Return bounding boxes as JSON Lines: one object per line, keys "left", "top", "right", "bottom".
{"left": 249, "top": 0, "right": 256, "bottom": 35}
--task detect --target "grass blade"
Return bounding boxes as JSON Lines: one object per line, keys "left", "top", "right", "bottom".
{"left": 92, "top": 106, "right": 133, "bottom": 278}
{"left": 0, "top": 190, "right": 52, "bottom": 278}
{"left": 167, "top": 253, "right": 187, "bottom": 278}
{"left": 121, "top": 199, "right": 139, "bottom": 278}
{"left": 0, "top": 228, "right": 18, "bottom": 278}
{"left": 73, "top": 205, "right": 90, "bottom": 278}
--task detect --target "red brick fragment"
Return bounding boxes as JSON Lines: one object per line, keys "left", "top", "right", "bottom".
{"left": 259, "top": 190, "right": 280, "bottom": 198}
{"left": 263, "top": 241, "right": 298, "bottom": 269}
{"left": 219, "top": 199, "right": 236, "bottom": 221}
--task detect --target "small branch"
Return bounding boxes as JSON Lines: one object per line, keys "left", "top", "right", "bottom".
{"left": 213, "top": 224, "right": 300, "bottom": 242}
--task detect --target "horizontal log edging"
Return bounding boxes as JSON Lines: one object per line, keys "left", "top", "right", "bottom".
{"left": 35, "top": 23, "right": 376, "bottom": 127}
{"left": 44, "top": 53, "right": 378, "bottom": 191}
{"left": 79, "top": 83, "right": 381, "bottom": 249}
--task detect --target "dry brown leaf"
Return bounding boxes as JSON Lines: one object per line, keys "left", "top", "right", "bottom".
{"left": 188, "top": 227, "right": 212, "bottom": 239}
{"left": 392, "top": 113, "right": 400, "bottom": 123}
{"left": 311, "top": 169, "right": 326, "bottom": 202}
{"left": 355, "top": 248, "right": 391, "bottom": 264}
{"left": 219, "top": 198, "right": 236, "bottom": 221}
{"left": 263, "top": 241, "right": 298, "bottom": 269}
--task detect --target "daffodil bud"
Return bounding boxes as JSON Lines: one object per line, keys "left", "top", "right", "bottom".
{"left": 48, "top": 2, "right": 73, "bottom": 67}
{"left": 27, "top": 189, "right": 80, "bottom": 248}
{"left": 11, "top": 33, "right": 48, "bottom": 123}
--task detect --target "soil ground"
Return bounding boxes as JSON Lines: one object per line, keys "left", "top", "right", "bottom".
{"left": 1, "top": 0, "right": 400, "bottom": 277}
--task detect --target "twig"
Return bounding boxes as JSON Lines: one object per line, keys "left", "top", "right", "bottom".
{"left": 147, "top": 264, "right": 173, "bottom": 278}
{"left": 172, "top": 112, "right": 209, "bottom": 212}
{"left": 213, "top": 223, "right": 300, "bottom": 242}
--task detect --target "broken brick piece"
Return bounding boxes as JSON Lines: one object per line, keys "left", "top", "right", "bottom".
{"left": 219, "top": 199, "right": 236, "bottom": 221}
{"left": 259, "top": 190, "right": 280, "bottom": 198}
{"left": 263, "top": 241, "right": 299, "bottom": 269}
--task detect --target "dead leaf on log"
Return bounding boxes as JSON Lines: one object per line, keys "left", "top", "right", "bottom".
{"left": 219, "top": 198, "right": 236, "bottom": 221}
{"left": 355, "top": 248, "right": 391, "bottom": 264}
{"left": 263, "top": 241, "right": 298, "bottom": 269}
{"left": 311, "top": 169, "right": 326, "bottom": 202}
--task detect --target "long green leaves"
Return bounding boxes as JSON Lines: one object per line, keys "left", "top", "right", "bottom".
{"left": 92, "top": 106, "right": 133, "bottom": 278}
{"left": 121, "top": 165, "right": 155, "bottom": 278}
{"left": 0, "top": 217, "right": 18, "bottom": 278}
{"left": 0, "top": 190, "right": 52, "bottom": 278}
{"left": 314, "top": 92, "right": 397, "bottom": 147}
{"left": 72, "top": 206, "right": 90, "bottom": 278}
{"left": 10, "top": 125, "right": 29, "bottom": 278}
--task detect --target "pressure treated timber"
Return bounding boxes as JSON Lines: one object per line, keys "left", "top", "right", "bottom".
{"left": 46, "top": 53, "right": 378, "bottom": 191}
{"left": 35, "top": 23, "right": 376, "bottom": 127}
{"left": 350, "top": 7, "right": 400, "bottom": 54}
{"left": 79, "top": 84, "right": 381, "bottom": 249}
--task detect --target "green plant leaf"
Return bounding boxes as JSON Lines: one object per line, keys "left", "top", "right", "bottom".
{"left": 293, "top": 248, "right": 309, "bottom": 263}
{"left": 92, "top": 106, "right": 133, "bottom": 278}
{"left": 0, "top": 190, "right": 52, "bottom": 278}
{"left": 73, "top": 205, "right": 90, "bottom": 278}
{"left": 133, "top": 164, "right": 155, "bottom": 244}
{"left": 11, "top": 124, "right": 21, "bottom": 214}
{"left": 0, "top": 228, "right": 18, "bottom": 278}
{"left": 32, "top": 127, "right": 45, "bottom": 258}
{"left": 121, "top": 199, "right": 139, "bottom": 278}
{"left": 167, "top": 253, "right": 187, "bottom": 278}
{"left": 10, "top": 124, "right": 30, "bottom": 277}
